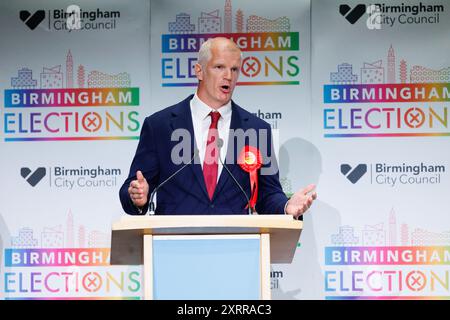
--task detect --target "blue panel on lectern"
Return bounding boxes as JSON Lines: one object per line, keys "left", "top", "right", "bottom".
{"left": 153, "top": 236, "right": 260, "bottom": 300}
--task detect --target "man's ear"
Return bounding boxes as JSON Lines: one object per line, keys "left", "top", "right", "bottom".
{"left": 194, "top": 63, "right": 203, "bottom": 81}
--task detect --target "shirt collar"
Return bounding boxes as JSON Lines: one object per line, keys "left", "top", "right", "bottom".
{"left": 191, "top": 93, "right": 232, "bottom": 122}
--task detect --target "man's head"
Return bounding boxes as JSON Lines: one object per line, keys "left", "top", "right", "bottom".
{"left": 195, "top": 37, "right": 242, "bottom": 109}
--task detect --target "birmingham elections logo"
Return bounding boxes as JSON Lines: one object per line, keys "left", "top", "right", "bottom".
{"left": 323, "top": 44, "right": 450, "bottom": 138}
{"left": 339, "top": 4, "right": 366, "bottom": 24}
{"left": 21, "top": 167, "right": 46, "bottom": 186}
{"left": 341, "top": 164, "right": 367, "bottom": 184}
{"left": 161, "top": 0, "right": 301, "bottom": 87}
{"left": 3, "top": 49, "right": 140, "bottom": 142}
{"left": 20, "top": 10, "right": 46, "bottom": 30}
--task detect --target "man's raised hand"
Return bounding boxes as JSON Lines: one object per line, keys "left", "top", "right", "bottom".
{"left": 128, "top": 170, "right": 149, "bottom": 207}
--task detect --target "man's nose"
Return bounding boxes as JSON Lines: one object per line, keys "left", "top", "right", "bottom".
{"left": 223, "top": 68, "right": 232, "bottom": 80}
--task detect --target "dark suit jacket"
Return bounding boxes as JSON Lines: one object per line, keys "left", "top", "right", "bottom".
{"left": 119, "top": 95, "right": 288, "bottom": 215}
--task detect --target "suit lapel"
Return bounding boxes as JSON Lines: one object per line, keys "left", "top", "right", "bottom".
{"left": 169, "top": 95, "right": 210, "bottom": 200}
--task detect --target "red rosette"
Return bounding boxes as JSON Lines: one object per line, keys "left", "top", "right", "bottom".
{"left": 238, "top": 146, "right": 262, "bottom": 212}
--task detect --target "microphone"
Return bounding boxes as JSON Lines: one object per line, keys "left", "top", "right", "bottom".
{"left": 148, "top": 149, "right": 198, "bottom": 215}
{"left": 217, "top": 138, "right": 254, "bottom": 215}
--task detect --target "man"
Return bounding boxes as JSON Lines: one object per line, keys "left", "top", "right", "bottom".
{"left": 119, "top": 37, "right": 316, "bottom": 219}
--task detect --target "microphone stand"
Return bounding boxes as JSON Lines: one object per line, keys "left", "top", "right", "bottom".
{"left": 217, "top": 138, "right": 253, "bottom": 215}
{"left": 148, "top": 150, "right": 198, "bottom": 215}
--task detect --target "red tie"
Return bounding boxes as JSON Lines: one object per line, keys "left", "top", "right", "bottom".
{"left": 203, "top": 111, "right": 221, "bottom": 200}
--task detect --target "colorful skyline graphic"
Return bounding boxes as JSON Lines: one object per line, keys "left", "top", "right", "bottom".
{"left": 10, "top": 50, "right": 131, "bottom": 90}
{"left": 330, "top": 208, "right": 450, "bottom": 246}
{"left": 167, "top": 0, "right": 290, "bottom": 34}
{"left": 329, "top": 45, "right": 450, "bottom": 85}
{"left": 10, "top": 209, "right": 109, "bottom": 249}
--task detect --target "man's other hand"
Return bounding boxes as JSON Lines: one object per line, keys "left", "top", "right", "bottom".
{"left": 285, "top": 184, "right": 317, "bottom": 219}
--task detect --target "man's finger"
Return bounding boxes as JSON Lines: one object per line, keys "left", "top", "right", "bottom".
{"left": 294, "top": 184, "right": 316, "bottom": 197}
{"left": 302, "top": 203, "right": 307, "bottom": 213}
{"left": 130, "top": 180, "right": 140, "bottom": 189}
{"left": 136, "top": 170, "right": 145, "bottom": 182}
{"left": 303, "top": 184, "right": 316, "bottom": 195}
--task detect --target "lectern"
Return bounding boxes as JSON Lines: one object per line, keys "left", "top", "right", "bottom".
{"left": 110, "top": 214, "right": 302, "bottom": 300}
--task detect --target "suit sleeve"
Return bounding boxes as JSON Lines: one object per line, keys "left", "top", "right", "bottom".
{"left": 119, "top": 117, "right": 160, "bottom": 215}
{"left": 255, "top": 125, "right": 289, "bottom": 214}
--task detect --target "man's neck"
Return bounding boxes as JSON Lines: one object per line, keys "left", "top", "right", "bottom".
{"left": 195, "top": 92, "right": 230, "bottom": 110}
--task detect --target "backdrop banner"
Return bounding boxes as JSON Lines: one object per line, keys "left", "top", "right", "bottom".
{"left": 309, "top": 0, "right": 450, "bottom": 299}
{"left": 0, "top": 0, "right": 150, "bottom": 299}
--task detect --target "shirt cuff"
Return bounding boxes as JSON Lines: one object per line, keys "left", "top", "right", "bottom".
{"left": 283, "top": 199, "right": 290, "bottom": 215}
{"left": 130, "top": 197, "right": 144, "bottom": 215}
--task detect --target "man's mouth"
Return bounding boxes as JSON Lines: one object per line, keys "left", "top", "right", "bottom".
{"left": 220, "top": 85, "right": 230, "bottom": 93}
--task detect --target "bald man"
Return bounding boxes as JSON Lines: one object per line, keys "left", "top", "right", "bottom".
{"left": 120, "top": 37, "right": 316, "bottom": 218}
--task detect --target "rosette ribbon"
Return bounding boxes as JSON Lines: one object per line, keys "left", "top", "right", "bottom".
{"left": 238, "top": 146, "right": 262, "bottom": 212}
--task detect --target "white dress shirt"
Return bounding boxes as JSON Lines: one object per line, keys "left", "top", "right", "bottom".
{"left": 190, "top": 93, "right": 232, "bottom": 183}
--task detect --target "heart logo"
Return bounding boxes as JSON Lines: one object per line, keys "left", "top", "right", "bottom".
{"left": 21, "top": 167, "right": 46, "bottom": 186}
{"left": 19, "top": 10, "right": 46, "bottom": 30}
{"left": 341, "top": 164, "right": 367, "bottom": 184}
{"left": 339, "top": 4, "right": 366, "bottom": 24}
